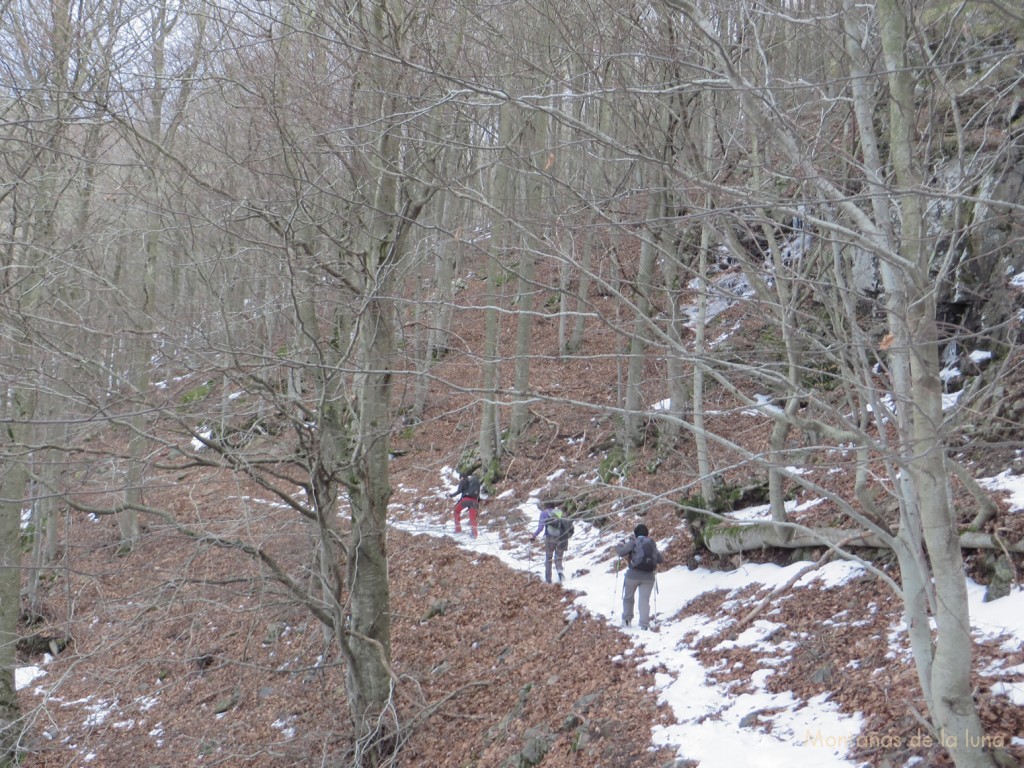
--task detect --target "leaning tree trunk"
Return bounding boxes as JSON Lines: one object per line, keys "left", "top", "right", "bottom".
{"left": 835, "top": 0, "right": 940, "bottom": 721}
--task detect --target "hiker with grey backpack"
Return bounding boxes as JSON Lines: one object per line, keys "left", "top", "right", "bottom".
{"left": 615, "top": 524, "right": 664, "bottom": 630}
{"left": 530, "top": 505, "right": 574, "bottom": 583}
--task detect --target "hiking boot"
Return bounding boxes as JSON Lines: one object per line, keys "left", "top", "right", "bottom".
{"left": 640, "top": 625, "right": 649, "bottom": 631}
{"left": 622, "top": 619, "right": 631, "bottom": 627}
{"left": 557, "top": 571, "right": 564, "bottom": 583}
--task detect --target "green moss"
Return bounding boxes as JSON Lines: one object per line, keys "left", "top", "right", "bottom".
{"left": 566, "top": 493, "right": 608, "bottom": 528}
{"left": 181, "top": 381, "right": 213, "bottom": 405}
{"left": 598, "top": 445, "right": 629, "bottom": 484}
{"left": 801, "top": 357, "right": 842, "bottom": 391}
{"left": 20, "top": 524, "right": 35, "bottom": 553}
{"left": 702, "top": 516, "right": 750, "bottom": 541}
{"left": 678, "top": 483, "right": 767, "bottom": 550}
{"left": 478, "top": 456, "right": 503, "bottom": 487}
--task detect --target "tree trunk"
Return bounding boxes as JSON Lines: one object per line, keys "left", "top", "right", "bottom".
{"left": 623, "top": 185, "right": 662, "bottom": 450}
{"left": 345, "top": 290, "right": 396, "bottom": 762}
{"left": 556, "top": 220, "right": 572, "bottom": 357}
{"left": 0, "top": 390, "right": 28, "bottom": 760}
{"left": 875, "top": 2, "right": 993, "bottom": 763}
{"left": 655, "top": 214, "right": 687, "bottom": 451}
{"left": 691, "top": 85, "right": 717, "bottom": 502}
{"left": 567, "top": 213, "right": 595, "bottom": 355}
{"left": 692, "top": 221, "right": 714, "bottom": 502}
{"left": 479, "top": 103, "right": 515, "bottom": 475}
{"left": 508, "top": 102, "right": 547, "bottom": 443}
{"left": 336, "top": 10, "right": 410, "bottom": 739}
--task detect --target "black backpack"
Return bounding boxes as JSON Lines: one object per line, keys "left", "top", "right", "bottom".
{"left": 463, "top": 475, "right": 481, "bottom": 498}
{"left": 545, "top": 511, "right": 574, "bottom": 542}
{"left": 629, "top": 536, "right": 657, "bottom": 571}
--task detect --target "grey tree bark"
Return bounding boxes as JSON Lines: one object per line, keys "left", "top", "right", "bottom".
{"left": 0, "top": 391, "right": 29, "bottom": 761}
{"left": 622, "top": 184, "right": 663, "bottom": 451}
{"left": 875, "top": 1, "right": 992, "bottom": 763}
{"left": 507, "top": 105, "right": 549, "bottom": 444}
{"left": 478, "top": 102, "right": 516, "bottom": 477}
{"left": 661, "top": 1, "right": 1001, "bottom": 763}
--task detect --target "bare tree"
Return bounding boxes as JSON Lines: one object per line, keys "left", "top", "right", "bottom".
{"left": 1, "top": 0, "right": 1020, "bottom": 764}
{"left": 657, "top": 1, "right": 1018, "bottom": 763}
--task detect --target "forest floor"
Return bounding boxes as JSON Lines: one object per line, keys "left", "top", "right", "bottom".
{"left": 14, "top": 266, "right": 1024, "bottom": 767}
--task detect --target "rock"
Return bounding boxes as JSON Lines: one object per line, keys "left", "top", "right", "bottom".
{"left": 984, "top": 554, "right": 1014, "bottom": 602}
{"left": 992, "top": 748, "right": 1018, "bottom": 768}
{"left": 562, "top": 712, "right": 582, "bottom": 731}
{"left": 501, "top": 726, "right": 552, "bottom": 768}
{"left": 262, "top": 623, "right": 281, "bottom": 644}
{"left": 422, "top": 598, "right": 449, "bottom": 620}
{"left": 572, "top": 692, "right": 601, "bottom": 715}
{"left": 810, "top": 661, "right": 835, "bottom": 684}
{"left": 213, "top": 688, "right": 240, "bottom": 714}
{"left": 570, "top": 727, "right": 590, "bottom": 751}
{"left": 739, "top": 710, "right": 762, "bottom": 728}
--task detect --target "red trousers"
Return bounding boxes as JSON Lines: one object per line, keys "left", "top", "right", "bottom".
{"left": 454, "top": 497, "right": 478, "bottom": 537}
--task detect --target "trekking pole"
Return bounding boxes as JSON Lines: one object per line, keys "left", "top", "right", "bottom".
{"left": 612, "top": 556, "right": 621, "bottom": 616}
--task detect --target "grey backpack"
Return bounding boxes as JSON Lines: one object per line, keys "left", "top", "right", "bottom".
{"left": 545, "top": 511, "right": 574, "bottom": 542}
{"left": 629, "top": 536, "right": 657, "bottom": 571}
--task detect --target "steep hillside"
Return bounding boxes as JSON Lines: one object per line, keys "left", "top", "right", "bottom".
{"left": 14, "top": 247, "right": 1024, "bottom": 768}
{"left": 17, "top": 491, "right": 672, "bottom": 768}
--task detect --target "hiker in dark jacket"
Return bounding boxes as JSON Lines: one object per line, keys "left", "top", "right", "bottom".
{"left": 615, "top": 524, "right": 665, "bottom": 629}
{"left": 531, "top": 506, "right": 573, "bottom": 583}
{"left": 449, "top": 472, "right": 481, "bottom": 538}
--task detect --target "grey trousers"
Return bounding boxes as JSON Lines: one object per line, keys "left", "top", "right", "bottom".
{"left": 544, "top": 538, "right": 566, "bottom": 582}
{"left": 622, "top": 572, "right": 656, "bottom": 627}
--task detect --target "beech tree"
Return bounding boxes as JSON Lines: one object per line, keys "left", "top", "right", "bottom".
{"left": 0, "top": 0, "right": 97, "bottom": 753}
{"left": 0, "top": 0, "right": 1020, "bottom": 764}
{"left": 654, "top": 1, "right": 1020, "bottom": 764}
{"left": 162, "top": 0, "right": 459, "bottom": 759}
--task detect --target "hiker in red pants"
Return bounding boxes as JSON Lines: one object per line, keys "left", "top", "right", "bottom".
{"left": 449, "top": 472, "right": 482, "bottom": 538}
